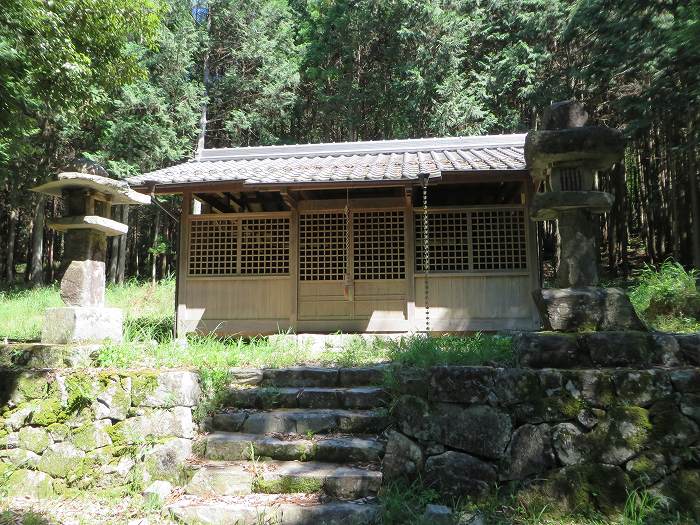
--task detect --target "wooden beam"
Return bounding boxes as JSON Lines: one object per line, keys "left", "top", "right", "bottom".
{"left": 281, "top": 189, "right": 297, "bottom": 210}
{"left": 404, "top": 187, "right": 413, "bottom": 208}
{"left": 194, "top": 193, "right": 235, "bottom": 213}
{"left": 298, "top": 197, "right": 405, "bottom": 211}
{"left": 224, "top": 192, "right": 250, "bottom": 212}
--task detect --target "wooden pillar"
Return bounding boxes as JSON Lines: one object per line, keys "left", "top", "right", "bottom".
{"left": 176, "top": 192, "right": 192, "bottom": 337}
{"left": 288, "top": 205, "right": 299, "bottom": 332}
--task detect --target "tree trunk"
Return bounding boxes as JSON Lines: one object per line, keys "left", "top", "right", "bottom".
{"left": 5, "top": 208, "right": 18, "bottom": 283}
{"left": 151, "top": 209, "right": 161, "bottom": 285}
{"left": 29, "top": 196, "right": 46, "bottom": 286}
{"left": 689, "top": 118, "right": 700, "bottom": 269}
{"left": 107, "top": 206, "right": 120, "bottom": 284}
{"left": 615, "top": 160, "right": 629, "bottom": 275}
{"left": 118, "top": 205, "right": 129, "bottom": 283}
{"left": 46, "top": 197, "right": 57, "bottom": 283}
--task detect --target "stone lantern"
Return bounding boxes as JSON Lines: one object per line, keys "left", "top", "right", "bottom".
{"left": 32, "top": 161, "right": 150, "bottom": 344}
{"left": 525, "top": 101, "right": 645, "bottom": 331}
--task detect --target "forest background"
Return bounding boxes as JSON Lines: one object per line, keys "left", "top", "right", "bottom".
{"left": 1, "top": 0, "right": 698, "bottom": 286}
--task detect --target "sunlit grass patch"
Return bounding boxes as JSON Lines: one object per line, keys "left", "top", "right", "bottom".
{"left": 0, "top": 278, "right": 176, "bottom": 342}
{"left": 0, "top": 285, "right": 62, "bottom": 341}
{"left": 383, "top": 333, "right": 514, "bottom": 368}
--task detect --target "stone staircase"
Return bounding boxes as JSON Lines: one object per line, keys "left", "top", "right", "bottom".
{"left": 169, "top": 366, "right": 389, "bottom": 525}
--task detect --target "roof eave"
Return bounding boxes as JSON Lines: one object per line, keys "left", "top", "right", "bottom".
{"left": 130, "top": 169, "right": 530, "bottom": 195}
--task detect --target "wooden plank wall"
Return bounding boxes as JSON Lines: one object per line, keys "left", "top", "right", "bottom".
{"left": 176, "top": 191, "right": 539, "bottom": 336}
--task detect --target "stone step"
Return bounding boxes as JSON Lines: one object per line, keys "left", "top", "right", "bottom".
{"left": 185, "top": 461, "right": 382, "bottom": 500}
{"left": 257, "top": 460, "right": 382, "bottom": 500}
{"left": 204, "top": 431, "right": 385, "bottom": 463}
{"left": 211, "top": 408, "right": 389, "bottom": 435}
{"left": 185, "top": 462, "right": 254, "bottom": 497}
{"left": 169, "top": 500, "right": 380, "bottom": 525}
{"left": 255, "top": 366, "right": 387, "bottom": 388}
{"left": 226, "top": 386, "right": 389, "bottom": 410}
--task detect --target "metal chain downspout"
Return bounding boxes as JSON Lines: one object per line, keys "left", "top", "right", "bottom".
{"left": 420, "top": 174, "right": 430, "bottom": 333}
{"left": 344, "top": 189, "right": 353, "bottom": 301}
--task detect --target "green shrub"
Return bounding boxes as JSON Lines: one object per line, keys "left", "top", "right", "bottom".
{"left": 629, "top": 260, "right": 700, "bottom": 332}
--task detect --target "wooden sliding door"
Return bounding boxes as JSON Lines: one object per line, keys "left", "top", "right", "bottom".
{"left": 297, "top": 206, "right": 409, "bottom": 332}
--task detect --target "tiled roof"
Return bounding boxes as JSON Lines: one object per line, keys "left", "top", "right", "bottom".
{"left": 126, "top": 134, "right": 527, "bottom": 188}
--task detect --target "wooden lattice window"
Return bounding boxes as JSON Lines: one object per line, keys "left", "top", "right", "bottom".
{"left": 471, "top": 209, "right": 527, "bottom": 270}
{"left": 188, "top": 218, "right": 237, "bottom": 275}
{"left": 188, "top": 215, "right": 289, "bottom": 276}
{"left": 353, "top": 210, "right": 405, "bottom": 280}
{"left": 240, "top": 217, "right": 290, "bottom": 274}
{"left": 299, "top": 212, "right": 347, "bottom": 281}
{"left": 415, "top": 211, "right": 470, "bottom": 272}
{"left": 415, "top": 208, "right": 527, "bottom": 272}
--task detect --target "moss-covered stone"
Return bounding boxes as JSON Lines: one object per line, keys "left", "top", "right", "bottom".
{"left": 625, "top": 451, "right": 671, "bottom": 485}
{"left": 2, "top": 448, "right": 41, "bottom": 468}
{"left": 4, "top": 403, "right": 36, "bottom": 430}
{"left": 94, "top": 380, "right": 130, "bottom": 420}
{"left": 64, "top": 406, "right": 95, "bottom": 429}
{"left": 18, "top": 426, "right": 50, "bottom": 453}
{"left": 47, "top": 422, "right": 70, "bottom": 442}
{"left": 585, "top": 331, "right": 653, "bottom": 367}
{"left": 64, "top": 372, "right": 97, "bottom": 413}
{"left": 5, "top": 469, "right": 55, "bottom": 499}
{"left": 521, "top": 464, "right": 630, "bottom": 517}
{"left": 0, "top": 431, "right": 18, "bottom": 449}
{"left": 36, "top": 442, "right": 86, "bottom": 479}
{"left": 30, "top": 398, "right": 66, "bottom": 426}
{"left": 613, "top": 370, "right": 672, "bottom": 407}
{"left": 493, "top": 368, "right": 542, "bottom": 406}
{"left": 106, "top": 418, "right": 144, "bottom": 446}
{"left": 15, "top": 372, "right": 49, "bottom": 402}
{"left": 253, "top": 475, "right": 323, "bottom": 494}
{"left": 143, "top": 437, "right": 192, "bottom": 484}
{"left": 87, "top": 446, "right": 115, "bottom": 466}
{"left": 71, "top": 420, "right": 112, "bottom": 451}
{"left": 392, "top": 395, "right": 439, "bottom": 442}
{"left": 649, "top": 399, "right": 699, "bottom": 448}
{"left": 654, "top": 469, "right": 700, "bottom": 520}
{"left": 130, "top": 372, "right": 159, "bottom": 406}
{"left": 552, "top": 407, "right": 651, "bottom": 466}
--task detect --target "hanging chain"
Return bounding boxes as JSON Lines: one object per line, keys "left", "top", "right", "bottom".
{"left": 421, "top": 176, "right": 430, "bottom": 333}
{"left": 344, "top": 189, "right": 352, "bottom": 300}
{"left": 345, "top": 202, "right": 351, "bottom": 278}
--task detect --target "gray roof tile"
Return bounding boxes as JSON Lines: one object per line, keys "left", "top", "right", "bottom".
{"left": 127, "top": 133, "right": 526, "bottom": 188}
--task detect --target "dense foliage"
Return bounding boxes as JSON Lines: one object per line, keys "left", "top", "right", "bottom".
{"left": 0, "top": 0, "right": 698, "bottom": 283}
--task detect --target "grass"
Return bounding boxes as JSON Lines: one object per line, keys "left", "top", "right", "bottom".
{"left": 379, "top": 481, "right": 695, "bottom": 525}
{"left": 0, "top": 278, "right": 175, "bottom": 342}
{"left": 383, "top": 332, "right": 513, "bottom": 367}
{"left": 0, "top": 285, "right": 62, "bottom": 341}
{"left": 629, "top": 260, "right": 700, "bottom": 333}
{"left": 0, "top": 279, "right": 509, "bottom": 367}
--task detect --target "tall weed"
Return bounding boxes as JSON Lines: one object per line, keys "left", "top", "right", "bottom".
{"left": 630, "top": 260, "right": 700, "bottom": 332}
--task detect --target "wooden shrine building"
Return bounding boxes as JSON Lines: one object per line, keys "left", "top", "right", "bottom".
{"left": 127, "top": 134, "right": 540, "bottom": 335}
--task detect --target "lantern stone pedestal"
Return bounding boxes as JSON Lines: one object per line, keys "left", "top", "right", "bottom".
{"left": 525, "top": 101, "right": 645, "bottom": 331}
{"left": 32, "top": 167, "right": 150, "bottom": 344}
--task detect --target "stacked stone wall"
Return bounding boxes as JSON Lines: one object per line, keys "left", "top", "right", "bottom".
{"left": 0, "top": 368, "right": 200, "bottom": 498}
{"left": 385, "top": 332, "right": 700, "bottom": 518}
